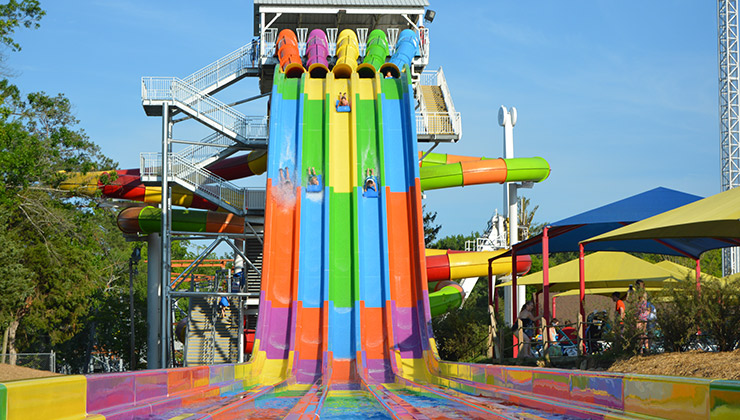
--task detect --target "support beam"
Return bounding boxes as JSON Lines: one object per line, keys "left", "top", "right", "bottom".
{"left": 147, "top": 233, "right": 161, "bottom": 369}
{"left": 160, "top": 104, "right": 172, "bottom": 368}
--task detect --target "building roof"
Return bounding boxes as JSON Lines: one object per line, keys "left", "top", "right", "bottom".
{"left": 253, "top": 0, "right": 428, "bottom": 36}
{"left": 254, "top": 0, "right": 428, "bottom": 6}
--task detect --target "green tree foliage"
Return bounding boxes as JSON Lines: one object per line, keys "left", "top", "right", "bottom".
{"left": 0, "top": 0, "right": 44, "bottom": 52}
{"left": 423, "top": 204, "right": 441, "bottom": 246}
{"left": 432, "top": 279, "right": 490, "bottom": 361}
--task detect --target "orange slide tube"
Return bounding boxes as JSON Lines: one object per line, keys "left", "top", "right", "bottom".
{"left": 276, "top": 29, "right": 305, "bottom": 78}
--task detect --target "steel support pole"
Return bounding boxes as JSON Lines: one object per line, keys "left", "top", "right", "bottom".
{"left": 499, "top": 106, "right": 523, "bottom": 326}
{"left": 146, "top": 233, "right": 161, "bottom": 369}
{"left": 129, "top": 258, "right": 136, "bottom": 370}
{"left": 160, "top": 103, "right": 172, "bottom": 368}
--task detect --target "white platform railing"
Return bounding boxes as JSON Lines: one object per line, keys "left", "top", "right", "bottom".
{"left": 181, "top": 41, "right": 259, "bottom": 95}
{"left": 418, "top": 67, "right": 462, "bottom": 139}
{"left": 416, "top": 112, "right": 461, "bottom": 137}
{"left": 141, "top": 77, "right": 268, "bottom": 143}
{"left": 141, "top": 152, "right": 264, "bottom": 214}
{"left": 177, "top": 132, "right": 235, "bottom": 165}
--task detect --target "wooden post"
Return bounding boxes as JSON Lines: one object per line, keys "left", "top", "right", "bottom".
{"left": 577, "top": 313, "right": 584, "bottom": 356}
{"left": 516, "top": 319, "right": 524, "bottom": 359}
{"left": 541, "top": 316, "right": 549, "bottom": 358}
{"left": 487, "top": 304, "right": 500, "bottom": 360}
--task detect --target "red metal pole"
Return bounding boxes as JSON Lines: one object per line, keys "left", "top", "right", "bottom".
{"left": 512, "top": 249, "right": 518, "bottom": 325}
{"left": 542, "top": 226, "right": 550, "bottom": 323}
{"left": 552, "top": 296, "right": 557, "bottom": 318}
{"left": 512, "top": 249, "right": 518, "bottom": 358}
{"left": 579, "top": 243, "right": 586, "bottom": 350}
{"left": 696, "top": 258, "right": 701, "bottom": 291}
{"left": 488, "top": 259, "right": 494, "bottom": 306}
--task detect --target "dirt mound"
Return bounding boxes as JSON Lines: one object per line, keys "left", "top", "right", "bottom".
{"left": 607, "top": 350, "right": 740, "bottom": 380}
{"left": 0, "top": 363, "right": 60, "bottom": 382}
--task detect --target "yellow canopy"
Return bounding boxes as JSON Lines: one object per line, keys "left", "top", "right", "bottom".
{"left": 496, "top": 251, "right": 679, "bottom": 293}
{"left": 584, "top": 187, "right": 740, "bottom": 252}
{"left": 553, "top": 286, "right": 663, "bottom": 298}
{"left": 653, "top": 260, "right": 719, "bottom": 282}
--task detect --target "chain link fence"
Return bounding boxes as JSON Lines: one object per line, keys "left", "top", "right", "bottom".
{"left": 0, "top": 352, "right": 56, "bottom": 372}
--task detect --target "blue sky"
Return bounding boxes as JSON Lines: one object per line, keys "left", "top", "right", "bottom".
{"left": 10, "top": 1, "right": 718, "bottom": 240}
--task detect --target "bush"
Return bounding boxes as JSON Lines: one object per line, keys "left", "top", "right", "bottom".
{"left": 654, "top": 278, "right": 702, "bottom": 352}
{"left": 698, "top": 278, "right": 740, "bottom": 351}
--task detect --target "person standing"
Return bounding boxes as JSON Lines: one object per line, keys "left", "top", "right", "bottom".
{"left": 612, "top": 292, "right": 625, "bottom": 322}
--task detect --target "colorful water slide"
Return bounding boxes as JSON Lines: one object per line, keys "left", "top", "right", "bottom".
{"left": 358, "top": 29, "right": 389, "bottom": 78}
{"left": 117, "top": 206, "right": 246, "bottom": 234}
{"left": 58, "top": 151, "right": 267, "bottom": 210}
{"left": 419, "top": 152, "right": 551, "bottom": 191}
{"left": 276, "top": 29, "right": 305, "bottom": 78}
{"left": 380, "top": 28, "right": 419, "bottom": 78}
{"left": 247, "top": 58, "right": 569, "bottom": 416}
{"left": 425, "top": 248, "right": 532, "bottom": 316}
{"left": 306, "top": 29, "right": 329, "bottom": 78}
{"left": 333, "top": 29, "right": 359, "bottom": 78}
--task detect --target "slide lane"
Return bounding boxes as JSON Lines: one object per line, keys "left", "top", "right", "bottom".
{"left": 251, "top": 70, "right": 304, "bottom": 387}
{"left": 293, "top": 71, "right": 329, "bottom": 383}
{"left": 355, "top": 72, "right": 394, "bottom": 385}
{"left": 326, "top": 71, "right": 360, "bottom": 384}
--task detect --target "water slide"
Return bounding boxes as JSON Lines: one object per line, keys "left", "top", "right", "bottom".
{"left": 419, "top": 152, "right": 550, "bottom": 191}
{"left": 58, "top": 150, "right": 267, "bottom": 211}
{"left": 2, "top": 28, "right": 726, "bottom": 420}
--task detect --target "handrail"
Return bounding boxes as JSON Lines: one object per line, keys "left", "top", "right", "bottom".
{"left": 181, "top": 41, "right": 259, "bottom": 95}
{"left": 140, "top": 152, "right": 258, "bottom": 214}
{"left": 141, "top": 77, "right": 268, "bottom": 143}
{"left": 416, "top": 111, "right": 461, "bottom": 136}
{"left": 417, "top": 69, "right": 462, "bottom": 139}
{"left": 177, "top": 132, "right": 234, "bottom": 164}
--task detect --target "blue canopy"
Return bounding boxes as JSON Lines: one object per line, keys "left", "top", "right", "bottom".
{"left": 509, "top": 187, "right": 715, "bottom": 258}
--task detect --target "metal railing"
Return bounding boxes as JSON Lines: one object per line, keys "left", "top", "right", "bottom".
{"left": 418, "top": 68, "right": 462, "bottom": 139}
{"left": 181, "top": 41, "right": 259, "bottom": 95}
{"left": 140, "top": 152, "right": 260, "bottom": 214}
{"left": 177, "top": 132, "right": 236, "bottom": 165}
{"left": 416, "top": 111, "right": 461, "bottom": 136}
{"left": 142, "top": 77, "right": 268, "bottom": 143}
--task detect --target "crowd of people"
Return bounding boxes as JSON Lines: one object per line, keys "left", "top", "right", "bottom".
{"left": 514, "top": 279, "right": 658, "bottom": 358}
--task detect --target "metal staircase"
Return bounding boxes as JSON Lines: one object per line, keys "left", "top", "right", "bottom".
{"left": 141, "top": 77, "right": 268, "bottom": 147}
{"left": 140, "top": 152, "right": 263, "bottom": 216}
{"left": 182, "top": 41, "right": 260, "bottom": 96}
{"left": 140, "top": 40, "right": 268, "bottom": 216}
{"left": 417, "top": 67, "right": 462, "bottom": 142}
{"left": 185, "top": 296, "right": 238, "bottom": 366}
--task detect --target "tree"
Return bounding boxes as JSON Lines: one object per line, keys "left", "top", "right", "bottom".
{"left": 432, "top": 278, "right": 490, "bottom": 361}
{"left": 0, "top": 90, "right": 120, "bottom": 366}
{"left": 0, "top": 0, "right": 44, "bottom": 53}
{"left": 423, "top": 204, "right": 441, "bottom": 246}
{"left": 518, "top": 196, "right": 543, "bottom": 239}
